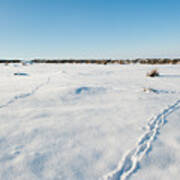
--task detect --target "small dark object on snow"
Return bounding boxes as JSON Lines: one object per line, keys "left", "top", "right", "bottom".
{"left": 146, "top": 69, "right": 159, "bottom": 77}
{"left": 14, "top": 72, "right": 29, "bottom": 76}
{"left": 144, "top": 88, "right": 159, "bottom": 94}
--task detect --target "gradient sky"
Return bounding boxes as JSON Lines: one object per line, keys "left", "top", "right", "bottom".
{"left": 0, "top": 0, "right": 180, "bottom": 59}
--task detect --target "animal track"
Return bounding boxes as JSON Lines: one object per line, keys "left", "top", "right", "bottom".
{"left": 103, "top": 100, "right": 180, "bottom": 180}
{"left": 0, "top": 77, "right": 50, "bottom": 109}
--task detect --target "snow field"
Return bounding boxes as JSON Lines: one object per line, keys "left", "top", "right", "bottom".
{"left": 0, "top": 64, "right": 180, "bottom": 179}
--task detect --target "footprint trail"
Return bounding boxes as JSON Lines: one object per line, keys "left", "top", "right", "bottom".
{"left": 103, "top": 99, "right": 180, "bottom": 180}
{"left": 0, "top": 77, "right": 50, "bottom": 109}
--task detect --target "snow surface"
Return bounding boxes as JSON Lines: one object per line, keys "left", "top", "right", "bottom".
{"left": 0, "top": 63, "right": 180, "bottom": 180}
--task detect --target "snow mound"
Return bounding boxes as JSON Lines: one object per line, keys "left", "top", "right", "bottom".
{"left": 75, "top": 86, "right": 106, "bottom": 95}
{"left": 60, "top": 86, "right": 106, "bottom": 105}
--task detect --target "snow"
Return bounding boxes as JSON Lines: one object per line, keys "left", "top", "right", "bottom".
{"left": 0, "top": 63, "right": 180, "bottom": 180}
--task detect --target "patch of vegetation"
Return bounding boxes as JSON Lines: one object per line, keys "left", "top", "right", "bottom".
{"left": 146, "top": 69, "right": 159, "bottom": 77}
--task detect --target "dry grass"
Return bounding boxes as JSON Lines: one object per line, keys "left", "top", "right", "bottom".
{"left": 146, "top": 69, "right": 159, "bottom": 77}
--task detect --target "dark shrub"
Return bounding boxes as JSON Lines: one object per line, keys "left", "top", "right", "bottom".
{"left": 147, "top": 69, "right": 159, "bottom": 77}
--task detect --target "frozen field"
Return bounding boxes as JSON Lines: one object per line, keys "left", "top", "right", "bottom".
{"left": 0, "top": 63, "right": 180, "bottom": 180}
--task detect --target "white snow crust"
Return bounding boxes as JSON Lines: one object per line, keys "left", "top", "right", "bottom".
{"left": 0, "top": 63, "right": 180, "bottom": 180}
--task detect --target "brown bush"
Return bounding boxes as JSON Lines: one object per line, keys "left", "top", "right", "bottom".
{"left": 146, "top": 69, "right": 159, "bottom": 77}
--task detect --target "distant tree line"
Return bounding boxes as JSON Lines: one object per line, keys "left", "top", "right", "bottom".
{"left": 1, "top": 58, "right": 180, "bottom": 65}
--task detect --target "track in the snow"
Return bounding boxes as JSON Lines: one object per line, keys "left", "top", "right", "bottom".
{"left": 0, "top": 77, "right": 50, "bottom": 109}
{"left": 103, "top": 99, "right": 180, "bottom": 180}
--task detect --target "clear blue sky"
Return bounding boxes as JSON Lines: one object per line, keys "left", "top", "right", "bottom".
{"left": 0, "top": 0, "right": 180, "bottom": 59}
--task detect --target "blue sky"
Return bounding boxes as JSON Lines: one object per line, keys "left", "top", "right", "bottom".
{"left": 0, "top": 0, "right": 180, "bottom": 59}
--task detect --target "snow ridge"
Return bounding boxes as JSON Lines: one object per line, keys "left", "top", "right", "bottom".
{"left": 103, "top": 99, "right": 180, "bottom": 180}
{"left": 0, "top": 77, "right": 50, "bottom": 109}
